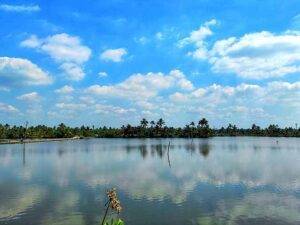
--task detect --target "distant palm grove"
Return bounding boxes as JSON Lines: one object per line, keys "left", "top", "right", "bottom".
{"left": 0, "top": 118, "right": 299, "bottom": 139}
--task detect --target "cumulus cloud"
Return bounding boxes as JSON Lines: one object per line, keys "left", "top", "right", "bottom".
{"left": 0, "top": 57, "right": 52, "bottom": 87}
{"left": 85, "top": 69, "right": 194, "bottom": 101}
{"left": 18, "top": 69, "right": 298, "bottom": 126}
{"left": 100, "top": 48, "right": 127, "bottom": 62}
{"left": 168, "top": 81, "right": 300, "bottom": 124}
{"left": 17, "top": 92, "right": 41, "bottom": 102}
{"left": 182, "top": 21, "right": 300, "bottom": 79}
{"left": 60, "top": 63, "right": 85, "bottom": 81}
{"left": 21, "top": 33, "right": 91, "bottom": 81}
{"left": 55, "top": 85, "right": 74, "bottom": 94}
{"left": 0, "top": 102, "right": 18, "bottom": 113}
{"left": 209, "top": 31, "right": 300, "bottom": 79}
{"left": 81, "top": 69, "right": 298, "bottom": 125}
{"left": 51, "top": 98, "right": 136, "bottom": 120}
{"left": 0, "top": 4, "right": 40, "bottom": 12}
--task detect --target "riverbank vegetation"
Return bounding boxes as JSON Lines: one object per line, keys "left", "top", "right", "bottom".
{"left": 0, "top": 118, "right": 299, "bottom": 139}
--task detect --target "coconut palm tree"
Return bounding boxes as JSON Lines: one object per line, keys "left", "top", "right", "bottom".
{"left": 140, "top": 118, "right": 148, "bottom": 128}
{"left": 198, "top": 118, "right": 208, "bottom": 128}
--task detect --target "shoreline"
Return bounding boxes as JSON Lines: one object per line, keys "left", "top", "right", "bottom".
{"left": 0, "top": 137, "right": 81, "bottom": 145}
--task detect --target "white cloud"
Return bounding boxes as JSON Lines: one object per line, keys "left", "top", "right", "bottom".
{"left": 55, "top": 85, "right": 74, "bottom": 94}
{"left": 98, "top": 71, "right": 108, "bottom": 77}
{"left": 79, "top": 96, "right": 95, "bottom": 104}
{"left": 52, "top": 98, "right": 136, "bottom": 119}
{"left": 0, "top": 57, "right": 52, "bottom": 87}
{"left": 100, "top": 48, "right": 127, "bottom": 62}
{"left": 23, "top": 70, "right": 299, "bottom": 126}
{"left": 167, "top": 81, "right": 300, "bottom": 125}
{"left": 179, "top": 19, "right": 217, "bottom": 47}
{"left": 94, "top": 104, "right": 136, "bottom": 115}
{"left": 183, "top": 23, "right": 300, "bottom": 79}
{"left": 0, "top": 4, "right": 40, "bottom": 12}
{"left": 56, "top": 102, "right": 86, "bottom": 110}
{"left": 20, "top": 35, "right": 40, "bottom": 48}
{"left": 60, "top": 63, "right": 85, "bottom": 81}
{"left": 21, "top": 33, "right": 91, "bottom": 81}
{"left": 0, "top": 102, "right": 18, "bottom": 113}
{"left": 208, "top": 31, "right": 300, "bottom": 79}
{"left": 17, "top": 92, "right": 41, "bottom": 102}
{"left": 136, "top": 101, "right": 156, "bottom": 110}
{"left": 21, "top": 34, "right": 91, "bottom": 64}
{"left": 171, "top": 70, "right": 194, "bottom": 90}
{"left": 178, "top": 19, "right": 217, "bottom": 59}
{"left": 85, "top": 69, "right": 194, "bottom": 101}
{"left": 169, "top": 92, "right": 189, "bottom": 102}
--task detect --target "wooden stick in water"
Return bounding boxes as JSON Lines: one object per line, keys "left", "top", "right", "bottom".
{"left": 167, "top": 141, "right": 171, "bottom": 168}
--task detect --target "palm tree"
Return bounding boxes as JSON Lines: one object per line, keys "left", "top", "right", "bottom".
{"left": 140, "top": 118, "right": 148, "bottom": 128}
{"left": 156, "top": 118, "right": 165, "bottom": 128}
{"left": 139, "top": 118, "right": 148, "bottom": 137}
{"left": 198, "top": 118, "right": 208, "bottom": 128}
{"left": 154, "top": 118, "right": 165, "bottom": 137}
{"left": 150, "top": 121, "right": 155, "bottom": 128}
{"left": 198, "top": 118, "right": 211, "bottom": 138}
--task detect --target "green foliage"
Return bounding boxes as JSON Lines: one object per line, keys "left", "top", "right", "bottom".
{"left": 104, "top": 219, "right": 124, "bottom": 225}
{"left": 0, "top": 118, "right": 299, "bottom": 139}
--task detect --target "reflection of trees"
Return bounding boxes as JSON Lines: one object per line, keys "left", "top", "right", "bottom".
{"left": 199, "top": 143, "right": 210, "bottom": 157}
{"left": 139, "top": 145, "right": 148, "bottom": 159}
{"left": 155, "top": 144, "right": 164, "bottom": 158}
{"left": 123, "top": 140, "right": 212, "bottom": 160}
{"left": 58, "top": 148, "right": 65, "bottom": 157}
{"left": 185, "top": 142, "right": 196, "bottom": 154}
{"left": 253, "top": 144, "right": 261, "bottom": 151}
{"left": 22, "top": 143, "right": 26, "bottom": 166}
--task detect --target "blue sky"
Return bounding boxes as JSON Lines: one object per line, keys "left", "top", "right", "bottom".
{"left": 0, "top": 0, "right": 300, "bottom": 128}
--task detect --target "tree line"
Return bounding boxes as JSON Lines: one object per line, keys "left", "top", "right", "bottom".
{"left": 0, "top": 118, "right": 299, "bottom": 139}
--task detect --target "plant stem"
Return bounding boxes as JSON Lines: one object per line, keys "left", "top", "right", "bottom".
{"left": 101, "top": 200, "right": 110, "bottom": 225}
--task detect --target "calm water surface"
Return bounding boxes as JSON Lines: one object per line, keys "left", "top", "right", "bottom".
{"left": 0, "top": 137, "right": 300, "bottom": 225}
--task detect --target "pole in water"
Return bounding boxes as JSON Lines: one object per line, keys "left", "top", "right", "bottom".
{"left": 22, "top": 143, "right": 26, "bottom": 166}
{"left": 167, "top": 141, "right": 171, "bottom": 168}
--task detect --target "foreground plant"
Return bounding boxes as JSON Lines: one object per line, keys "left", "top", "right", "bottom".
{"left": 101, "top": 188, "right": 124, "bottom": 225}
{"left": 104, "top": 218, "right": 124, "bottom": 225}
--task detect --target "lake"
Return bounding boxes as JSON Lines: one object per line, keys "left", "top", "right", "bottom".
{"left": 0, "top": 137, "right": 300, "bottom": 225}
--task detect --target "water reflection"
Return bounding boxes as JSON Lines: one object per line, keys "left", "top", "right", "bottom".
{"left": 126, "top": 141, "right": 211, "bottom": 160}
{"left": 22, "top": 143, "right": 26, "bottom": 166}
{"left": 0, "top": 137, "right": 300, "bottom": 225}
{"left": 199, "top": 143, "right": 210, "bottom": 157}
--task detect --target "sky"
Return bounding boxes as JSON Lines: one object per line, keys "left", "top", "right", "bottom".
{"left": 0, "top": 0, "right": 300, "bottom": 128}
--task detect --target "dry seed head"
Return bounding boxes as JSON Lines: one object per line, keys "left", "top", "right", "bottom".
{"left": 106, "top": 188, "right": 122, "bottom": 213}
